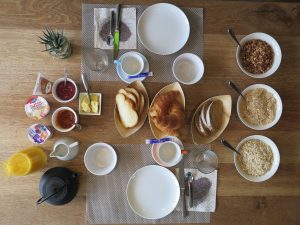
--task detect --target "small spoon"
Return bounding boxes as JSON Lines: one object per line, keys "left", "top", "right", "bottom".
{"left": 228, "top": 28, "right": 242, "bottom": 48}
{"left": 228, "top": 80, "right": 246, "bottom": 101}
{"left": 63, "top": 67, "right": 68, "bottom": 90}
{"left": 186, "top": 172, "right": 194, "bottom": 208}
{"left": 73, "top": 123, "right": 83, "bottom": 129}
{"left": 220, "top": 138, "right": 241, "bottom": 155}
{"left": 106, "top": 10, "right": 114, "bottom": 46}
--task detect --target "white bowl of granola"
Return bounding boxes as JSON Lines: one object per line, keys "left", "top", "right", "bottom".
{"left": 236, "top": 32, "right": 281, "bottom": 78}
{"left": 237, "top": 84, "right": 282, "bottom": 130}
{"left": 234, "top": 135, "right": 280, "bottom": 182}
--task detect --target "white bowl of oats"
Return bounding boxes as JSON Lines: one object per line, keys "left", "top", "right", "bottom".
{"left": 236, "top": 32, "right": 281, "bottom": 78}
{"left": 234, "top": 135, "right": 280, "bottom": 182}
{"left": 237, "top": 84, "right": 282, "bottom": 130}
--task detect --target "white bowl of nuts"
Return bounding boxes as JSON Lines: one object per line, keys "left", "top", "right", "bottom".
{"left": 237, "top": 84, "right": 283, "bottom": 130}
{"left": 234, "top": 135, "right": 280, "bottom": 182}
{"left": 236, "top": 32, "right": 282, "bottom": 78}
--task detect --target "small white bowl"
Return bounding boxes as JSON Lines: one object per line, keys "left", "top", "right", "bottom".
{"left": 234, "top": 135, "right": 280, "bottom": 182}
{"left": 237, "top": 84, "right": 282, "bottom": 130}
{"left": 236, "top": 32, "right": 282, "bottom": 78}
{"left": 52, "top": 77, "right": 78, "bottom": 103}
{"left": 84, "top": 143, "right": 117, "bottom": 176}
{"left": 78, "top": 93, "right": 102, "bottom": 116}
{"left": 51, "top": 106, "right": 78, "bottom": 132}
{"left": 172, "top": 53, "right": 204, "bottom": 85}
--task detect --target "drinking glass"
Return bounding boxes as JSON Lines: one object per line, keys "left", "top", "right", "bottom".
{"left": 193, "top": 149, "right": 218, "bottom": 174}
{"left": 84, "top": 48, "right": 109, "bottom": 72}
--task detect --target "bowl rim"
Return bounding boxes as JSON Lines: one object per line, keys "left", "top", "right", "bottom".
{"left": 234, "top": 135, "right": 280, "bottom": 182}
{"left": 51, "top": 106, "right": 78, "bottom": 132}
{"left": 172, "top": 53, "right": 204, "bottom": 85}
{"left": 235, "top": 32, "right": 282, "bottom": 78}
{"left": 237, "top": 84, "right": 283, "bottom": 130}
{"left": 52, "top": 77, "right": 78, "bottom": 103}
{"left": 84, "top": 143, "right": 117, "bottom": 176}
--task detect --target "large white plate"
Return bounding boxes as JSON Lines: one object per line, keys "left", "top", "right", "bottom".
{"left": 138, "top": 3, "right": 190, "bottom": 55}
{"left": 126, "top": 165, "right": 180, "bottom": 219}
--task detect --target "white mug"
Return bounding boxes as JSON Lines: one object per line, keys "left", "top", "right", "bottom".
{"left": 114, "top": 51, "right": 144, "bottom": 76}
{"left": 157, "top": 141, "right": 182, "bottom": 167}
{"left": 50, "top": 137, "right": 79, "bottom": 161}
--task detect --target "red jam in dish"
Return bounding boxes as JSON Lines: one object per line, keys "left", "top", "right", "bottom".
{"left": 56, "top": 110, "right": 75, "bottom": 129}
{"left": 56, "top": 81, "right": 76, "bottom": 100}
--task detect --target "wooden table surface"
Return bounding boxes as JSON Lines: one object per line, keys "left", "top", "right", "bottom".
{"left": 0, "top": 0, "right": 299, "bottom": 224}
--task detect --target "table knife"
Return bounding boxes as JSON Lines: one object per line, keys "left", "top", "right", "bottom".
{"left": 113, "top": 4, "right": 121, "bottom": 60}
{"left": 179, "top": 157, "right": 188, "bottom": 217}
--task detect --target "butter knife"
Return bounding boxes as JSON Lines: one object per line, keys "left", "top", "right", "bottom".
{"left": 179, "top": 157, "right": 188, "bottom": 217}
{"left": 81, "top": 73, "right": 91, "bottom": 105}
{"left": 113, "top": 4, "right": 121, "bottom": 60}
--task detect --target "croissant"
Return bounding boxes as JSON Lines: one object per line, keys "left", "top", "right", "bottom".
{"left": 149, "top": 91, "right": 184, "bottom": 136}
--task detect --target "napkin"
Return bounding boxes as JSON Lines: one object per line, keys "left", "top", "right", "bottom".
{"left": 176, "top": 168, "right": 217, "bottom": 212}
{"left": 94, "top": 8, "right": 137, "bottom": 49}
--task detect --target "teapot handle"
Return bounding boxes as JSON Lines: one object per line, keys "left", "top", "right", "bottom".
{"left": 36, "top": 183, "right": 67, "bottom": 205}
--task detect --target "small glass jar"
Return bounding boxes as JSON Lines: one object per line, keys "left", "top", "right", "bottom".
{"left": 193, "top": 149, "right": 218, "bottom": 174}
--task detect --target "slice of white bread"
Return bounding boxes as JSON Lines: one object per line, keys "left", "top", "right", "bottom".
{"left": 119, "top": 89, "right": 137, "bottom": 104}
{"left": 200, "top": 101, "right": 210, "bottom": 129}
{"left": 125, "top": 88, "right": 140, "bottom": 104}
{"left": 195, "top": 108, "right": 208, "bottom": 136}
{"left": 116, "top": 93, "right": 139, "bottom": 128}
{"left": 138, "top": 93, "right": 145, "bottom": 115}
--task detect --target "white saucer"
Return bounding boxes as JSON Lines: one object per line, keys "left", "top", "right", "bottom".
{"left": 116, "top": 52, "right": 149, "bottom": 84}
{"left": 151, "top": 136, "right": 183, "bottom": 167}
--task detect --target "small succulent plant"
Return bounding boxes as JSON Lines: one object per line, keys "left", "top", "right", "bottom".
{"left": 38, "top": 27, "right": 71, "bottom": 59}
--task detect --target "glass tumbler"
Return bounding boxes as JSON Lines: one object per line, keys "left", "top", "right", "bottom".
{"left": 84, "top": 48, "right": 109, "bottom": 72}
{"left": 193, "top": 149, "right": 218, "bottom": 174}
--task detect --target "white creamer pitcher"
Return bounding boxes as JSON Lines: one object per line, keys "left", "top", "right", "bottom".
{"left": 50, "top": 137, "right": 79, "bottom": 161}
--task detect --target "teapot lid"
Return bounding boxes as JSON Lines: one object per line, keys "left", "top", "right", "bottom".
{"left": 38, "top": 167, "right": 79, "bottom": 205}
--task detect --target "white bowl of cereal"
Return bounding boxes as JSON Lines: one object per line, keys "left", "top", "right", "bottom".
{"left": 236, "top": 32, "right": 281, "bottom": 78}
{"left": 234, "top": 135, "right": 280, "bottom": 182}
{"left": 237, "top": 84, "right": 282, "bottom": 130}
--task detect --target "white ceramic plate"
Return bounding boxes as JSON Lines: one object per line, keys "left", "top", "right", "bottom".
{"left": 234, "top": 135, "right": 280, "bottom": 182}
{"left": 151, "top": 136, "right": 183, "bottom": 167}
{"left": 126, "top": 165, "right": 180, "bottom": 219}
{"left": 84, "top": 143, "right": 117, "bottom": 176}
{"left": 116, "top": 52, "right": 149, "bottom": 84}
{"left": 236, "top": 32, "right": 282, "bottom": 78}
{"left": 138, "top": 3, "right": 190, "bottom": 55}
{"left": 237, "top": 84, "right": 283, "bottom": 130}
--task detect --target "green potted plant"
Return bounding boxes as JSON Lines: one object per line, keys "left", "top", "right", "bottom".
{"left": 38, "top": 27, "right": 72, "bottom": 59}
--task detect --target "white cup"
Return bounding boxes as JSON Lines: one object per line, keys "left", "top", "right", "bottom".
{"left": 114, "top": 51, "right": 144, "bottom": 76}
{"left": 51, "top": 107, "right": 78, "bottom": 132}
{"left": 157, "top": 141, "right": 182, "bottom": 167}
{"left": 172, "top": 53, "right": 204, "bottom": 85}
{"left": 50, "top": 137, "right": 79, "bottom": 161}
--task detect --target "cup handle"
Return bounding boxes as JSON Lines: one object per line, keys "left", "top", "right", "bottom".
{"left": 113, "top": 59, "right": 121, "bottom": 65}
{"left": 69, "top": 141, "right": 79, "bottom": 148}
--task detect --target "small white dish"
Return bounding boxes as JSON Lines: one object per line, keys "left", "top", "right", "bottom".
{"left": 78, "top": 92, "right": 102, "bottom": 116}
{"left": 234, "top": 135, "right": 280, "bottom": 182}
{"left": 172, "top": 53, "right": 204, "bottom": 85}
{"left": 126, "top": 165, "right": 180, "bottom": 219}
{"left": 236, "top": 32, "right": 282, "bottom": 78}
{"left": 84, "top": 143, "right": 117, "bottom": 176}
{"left": 51, "top": 106, "right": 78, "bottom": 132}
{"left": 52, "top": 77, "right": 78, "bottom": 103}
{"left": 116, "top": 52, "right": 149, "bottom": 84}
{"left": 138, "top": 3, "right": 190, "bottom": 55}
{"left": 237, "top": 84, "right": 283, "bottom": 130}
{"left": 151, "top": 136, "right": 183, "bottom": 167}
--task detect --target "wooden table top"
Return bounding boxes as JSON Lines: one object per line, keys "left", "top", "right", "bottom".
{"left": 0, "top": 0, "right": 299, "bottom": 225}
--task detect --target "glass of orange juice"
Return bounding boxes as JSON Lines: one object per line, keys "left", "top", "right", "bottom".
{"left": 2, "top": 146, "right": 47, "bottom": 176}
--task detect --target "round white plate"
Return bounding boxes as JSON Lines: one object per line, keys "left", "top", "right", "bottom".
{"left": 234, "top": 135, "right": 280, "bottom": 182}
{"left": 138, "top": 3, "right": 190, "bottom": 55}
{"left": 237, "top": 84, "right": 283, "bottom": 130}
{"left": 116, "top": 52, "right": 149, "bottom": 84}
{"left": 126, "top": 165, "right": 180, "bottom": 219}
{"left": 84, "top": 143, "right": 117, "bottom": 176}
{"left": 151, "top": 136, "right": 183, "bottom": 167}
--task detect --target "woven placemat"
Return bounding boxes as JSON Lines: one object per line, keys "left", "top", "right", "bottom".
{"left": 82, "top": 4, "right": 204, "bottom": 82}
{"left": 86, "top": 144, "right": 210, "bottom": 224}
